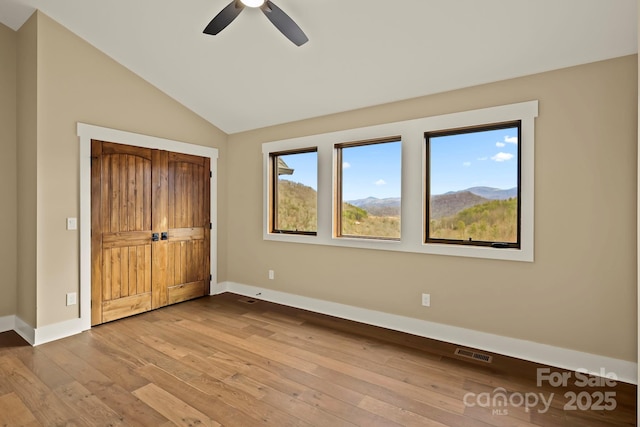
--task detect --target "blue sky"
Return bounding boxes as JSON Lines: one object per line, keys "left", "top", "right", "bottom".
{"left": 342, "top": 141, "right": 401, "bottom": 200}
{"left": 429, "top": 126, "right": 519, "bottom": 195}
{"left": 278, "top": 151, "right": 318, "bottom": 189}
{"left": 279, "top": 142, "right": 402, "bottom": 201}
{"left": 278, "top": 127, "right": 517, "bottom": 199}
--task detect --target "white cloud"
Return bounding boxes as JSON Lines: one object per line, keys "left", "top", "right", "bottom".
{"left": 342, "top": 161, "right": 351, "bottom": 169}
{"left": 496, "top": 142, "right": 505, "bottom": 147}
{"left": 463, "top": 162, "right": 471, "bottom": 167}
{"left": 375, "top": 179, "right": 386, "bottom": 186}
{"left": 477, "top": 156, "right": 488, "bottom": 161}
{"left": 505, "top": 136, "right": 518, "bottom": 144}
{"left": 492, "top": 152, "right": 514, "bottom": 162}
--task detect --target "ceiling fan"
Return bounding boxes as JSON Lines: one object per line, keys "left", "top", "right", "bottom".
{"left": 203, "top": 0, "right": 308, "bottom": 46}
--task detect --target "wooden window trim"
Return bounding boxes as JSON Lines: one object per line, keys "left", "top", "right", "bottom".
{"left": 334, "top": 137, "right": 402, "bottom": 240}
{"left": 425, "top": 121, "right": 522, "bottom": 249}
{"left": 269, "top": 148, "right": 318, "bottom": 236}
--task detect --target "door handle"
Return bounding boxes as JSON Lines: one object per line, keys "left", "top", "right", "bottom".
{"left": 152, "top": 233, "right": 159, "bottom": 242}
{"left": 161, "top": 232, "right": 168, "bottom": 241}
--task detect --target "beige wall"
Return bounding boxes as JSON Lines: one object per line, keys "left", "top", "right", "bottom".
{"left": 32, "top": 12, "right": 228, "bottom": 327}
{"left": 228, "top": 55, "right": 638, "bottom": 362}
{"left": 16, "top": 14, "right": 37, "bottom": 326}
{"left": 0, "top": 23, "right": 17, "bottom": 318}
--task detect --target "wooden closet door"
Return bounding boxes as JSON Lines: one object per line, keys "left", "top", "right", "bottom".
{"left": 164, "top": 152, "right": 211, "bottom": 305}
{"left": 91, "top": 141, "right": 153, "bottom": 325}
{"left": 92, "top": 141, "right": 211, "bottom": 325}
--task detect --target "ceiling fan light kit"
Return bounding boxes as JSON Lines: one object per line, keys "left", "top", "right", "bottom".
{"left": 203, "top": 0, "right": 308, "bottom": 46}
{"left": 240, "top": 0, "right": 265, "bottom": 7}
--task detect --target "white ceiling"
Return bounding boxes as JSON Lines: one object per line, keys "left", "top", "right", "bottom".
{"left": 0, "top": 0, "right": 637, "bottom": 134}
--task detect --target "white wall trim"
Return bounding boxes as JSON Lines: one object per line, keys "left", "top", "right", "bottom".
{"left": 14, "top": 316, "right": 35, "bottom": 345}
{"left": 223, "top": 281, "right": 638, "bottom": 385}
{"left": 6, "top": 315, "right": 82, "bottom": 346}
{"left": 77, "top": 122, "right": 219, "bottom": 332}
{"left": 0, "top": 315, "right": 15, "bottom": 333}
{"left": 33, "top": 318, "right": 84, "bottom": 346}
{"left": 210, "top": 282, "right": 228, "bottom": 295}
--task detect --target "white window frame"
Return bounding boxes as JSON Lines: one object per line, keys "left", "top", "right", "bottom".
{"left": 262, "top": 100, "right": 537, "bottom": 262}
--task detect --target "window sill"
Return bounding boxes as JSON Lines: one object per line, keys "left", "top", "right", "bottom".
{"left": 264, "top": 232, "right": 532, "bottom": 262}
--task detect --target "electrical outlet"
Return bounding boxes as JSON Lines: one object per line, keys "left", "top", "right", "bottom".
{"left": 421, "top": 293, "right": 431, "bottom": 307}
{"left": 268, "top": 270, "right": 275, "bottom": 280}
{"left": 66, "top": 292, "right": 77, "bottom": 306}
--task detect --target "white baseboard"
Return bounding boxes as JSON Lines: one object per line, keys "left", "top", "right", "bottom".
{"left": 14, "top": 316, "right": 35, "bottom": 345}
{"left": 210, "top": 281, "right": 228, "bottom": 295}
{"left": 33, "top": 318, "right": 84, "bottom": 346}
{"left": 8, "top": 316, "right": 83, "bottom": 346}
{"left": 222, "top": 281, "right": 638, "bottom": 385}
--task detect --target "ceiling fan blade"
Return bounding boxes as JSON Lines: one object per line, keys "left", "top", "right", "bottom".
{"left": 261, "top": 1, "right": 308, "bottom": 46}
{"left": 203, "top": 0, "right": 244, "bottom": 35}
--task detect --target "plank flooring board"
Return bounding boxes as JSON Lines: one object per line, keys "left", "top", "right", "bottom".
{"left": 0, "top": 355, "right": 85, "bottom": 426}
{"left": 248, "top": 333, "right": 466, "bottom": 414}
{"left": 222, "top": 372, "right": 268, "bottom": 399}
{"left": 248, "top": 312, "right": 395, "bottom": 365}
{"left": 221, "top": 370, "right": 363, "bottom": 427}
{"left": 0, "top": 392, "right": 40, "bottom": 427}
{"left": 194, "top": 353, "right": 247, "bottom": 384}
{"left": 142, "top": 321, "right": 238, "bottom": 369}
{"left": 180, "top": 314, "right": 256, "bottom": 340}
{"left": 45, "top": 339, "right": 170, "bottom": 427}
{"left": 177, "top": 364, "right": 318, "bottom": 427}
{"left": 53, "top": 380, "right": 126, "bottom": 426}
{"left": 109, "top": 321, "right": 314, "bottom": 426}
{"left": 264, "top": 327, "right": 468, "bottom": 400}
{"left": 209, "top": 350, "right": 389, "bottom": 426}
{"left": 155, "top": 319, "right": 395, "bottom": 425}
{"left": 174, "top": 318, "right": 320, "bottom": 373}
{"left": 135, "top": 363, "right": 283, "bottom": 426}
{"left": 296, "top": 388, "right": 405, "bottom": 427}
{"left": 358, "top": 395, "right": 452, "bottom": 427}
{"left": 0, "top": 294, "right": 635, "bottom": 426}
{"left": 132, "top": 383, "right": 218, "bottom": 427}
{"left": 242, "top": 323, "right": 278, "bottom": 338}
{"left": 317, "top": 363, "right": 500, "bottom": 427}
{"left": 158, "top": 320, "right": 316, "bottom": 384}
{"left": 61, "top": 331, "right": 152, "bottom": 392}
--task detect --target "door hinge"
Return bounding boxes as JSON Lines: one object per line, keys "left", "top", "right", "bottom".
{"left": 209, "top": 171, "right": 212, "bottom": 178}
{"left": 209, "top": 275, "right": 212, "bottom": 282}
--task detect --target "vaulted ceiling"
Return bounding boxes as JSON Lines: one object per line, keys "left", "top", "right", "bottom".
{"left": 0, "top": 0, "right": 637, "bottom": 134}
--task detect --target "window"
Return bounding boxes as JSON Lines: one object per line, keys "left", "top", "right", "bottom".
{"left": 269, "top": 149, "right": 317, "bottom": 235}
{"left": 426, "top": 122, "right": 520, "bottom": 248}
{"left": 335, "top": 138, "right": 402, "bottom": 240}
{"left": 263, "top": 101, "right": 537, "bottom": 262}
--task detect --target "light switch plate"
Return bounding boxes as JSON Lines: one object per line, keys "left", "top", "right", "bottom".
{"left": 66, "top": 217, "right": 77, "bottom": 230}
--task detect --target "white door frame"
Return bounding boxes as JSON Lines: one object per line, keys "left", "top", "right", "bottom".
{"left": 78, "top": 123, "right": 218, "bottom": 331}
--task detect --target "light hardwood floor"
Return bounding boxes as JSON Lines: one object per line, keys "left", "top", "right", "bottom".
{"left": 0, "top": 293, "right": 635, "bottom": 426}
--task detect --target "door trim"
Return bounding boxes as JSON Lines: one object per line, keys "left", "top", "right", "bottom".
{"left": 78, "top": 123, "right": 219, "bottom": 332}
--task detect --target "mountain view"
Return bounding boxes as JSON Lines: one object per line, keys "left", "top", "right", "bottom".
{"left": 428, "top": 187, "right": 518, "bottom": 242}
{"left": 277, "top": 179, "right": 517, "bottom": 242}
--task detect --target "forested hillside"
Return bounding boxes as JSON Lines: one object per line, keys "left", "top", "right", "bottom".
{"left": 277, "top": 180, "right": 516, "bottom": 242}
{"left": 277, "top": 180, "right": 400, "bottom": 238}
{"left": 429, "top": 198, "right": 518, "bottom": 242}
